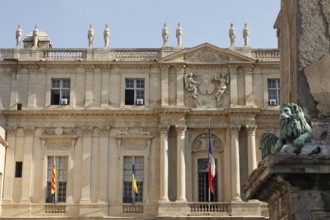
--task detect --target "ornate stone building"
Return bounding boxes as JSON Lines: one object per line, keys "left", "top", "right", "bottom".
{"left": 0, "top": 26, "right": 280, "bottom": 219}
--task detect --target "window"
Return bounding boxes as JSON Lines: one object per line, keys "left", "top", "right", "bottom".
{"left": 46, "top": 156, "right": 68, "bottom": 203}
{"left": 123, "top": 156, "right": 144, "bottom": 203}
{"left": 15, "top": 161, "right": 23, "bottom": 178}
{"left": 125, "top": 79, "right": 144, "bottom": 105}
{"left": 198, "top": 159, "right": 218, "bottom": 202}
{"left": 268, "top": 79, "right": 280, "bottom": 106}
{"left": 51, "top": 79, "right": 70, "bottom": 105}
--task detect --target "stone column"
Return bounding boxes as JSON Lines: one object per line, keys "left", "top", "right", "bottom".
{"left": 159, "top": 125, "right": 170, "bottom": 202}
{"left": 229, "top": 65, "right": 238, "bottom": 106}
{"left": 246, "top": 125, "right": 257, "bottom": 174}
{"left": 2, "top": 127, "right": 17, "bottom": 203}
{"left": 175, "top": 125, "right": 187, "bottom": 202}
{"left": 98, "top": 127, "right": 110, "bottom": 203}
{"left": 244, "top": 65, "right": 254, "bottom": 106}
{"left": 80, "top": 127, "right": 93, "bottom": 203}
{"left": 176, "top": 65, "right": 185, "bottom": 106}
{"left": 160, "top": 65, "right": 170, "bottom": 107}
{"left": 20, "top": 127, "right": 35, "bottom": 203}
{"left": 231, "top": 125, "right": 241, "bottom": 201}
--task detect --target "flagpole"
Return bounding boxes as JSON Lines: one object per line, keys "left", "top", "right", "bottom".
{"left": 208, "top": 116, "right": 211, "bottom": 212}
{"left": 53, "top": 156, "right": 56, "bottom": 204}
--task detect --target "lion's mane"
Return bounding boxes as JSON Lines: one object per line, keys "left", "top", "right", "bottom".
{"left": 279, "top": 103, "right": 309, "bottom": 145}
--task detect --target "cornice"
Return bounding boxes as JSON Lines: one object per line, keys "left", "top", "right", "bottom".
{"left": 1, "top": 107, "right": 278, "bottom": 118}
{"left": 1, "top": 109, "right": 156, "bottom": 117}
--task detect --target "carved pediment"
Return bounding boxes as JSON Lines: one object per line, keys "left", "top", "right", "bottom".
{"left": 160, "top": 43, "right": 255, "bottom": 63}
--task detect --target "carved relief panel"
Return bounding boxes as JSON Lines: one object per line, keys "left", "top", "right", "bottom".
{"left": 184, "top": 67, "right": 230, "bottom": 108}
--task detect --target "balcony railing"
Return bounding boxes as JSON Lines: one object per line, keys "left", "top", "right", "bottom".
{"left": 188, "top": 202, "right": 230, "bottom": 216}
{"left": 45, "top": 204, "right": 66, "bottom": 213}
{"left": 253, "top": 49, "right": 279, "bottom": 60}
{"left": 122, "top": 204, "right": 144, "bottom": 213}
{"left": 42, "top": 49, "right": 86, "bottom": 60}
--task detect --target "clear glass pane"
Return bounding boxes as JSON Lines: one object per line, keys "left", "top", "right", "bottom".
{"left": 62, "top": 79, "right": 71, "bottom": 88}
{"left": 52, "top": 79, "right": 60, "bottom": 88}
{"left": 125, "top": 79, "right": 134, "bottom": 88}
{"left": 136, "top": 79, "right": 144, "bottom": 88}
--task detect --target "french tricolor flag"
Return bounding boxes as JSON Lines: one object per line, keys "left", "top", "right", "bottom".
{"left": 208, "top": 127, "right": 216, "bottom": 194}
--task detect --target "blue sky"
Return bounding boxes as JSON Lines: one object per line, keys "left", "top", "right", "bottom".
{"left": 0, "top": 0, "right": 280, "bottom": 49}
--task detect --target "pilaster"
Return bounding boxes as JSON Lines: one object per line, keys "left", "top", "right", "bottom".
{"left": 244, "top": 65, "right": 254, "bottom": 106}
{"left": 176, "top": 65, "right": 185, "bottom": 106}
{"left": 98, "top": 127, "right": 110, "bottom": 203}
{"left": 175, "top": 125, "right": 187, "bottom": 202}
{"left": 80, "top": 127, "right": 93, "bottom": 203}
{"left": 85, "top": 66, "right": 94, "bottom": 107}
{"left": 20, "top": 127, "right": 35, "bottom": 203}
{"left": 9, "top": 67, "right": 19, "bottom": 109}
{"left": 27, "top": 66, "right": 37, "bottom": 108}
{"left": 230, "top": 125, "right": 241, "bottom": 201}
{"left": 161, "top": 65, "right": 170, "bottom": 107}
{"left": 2, "top": 127, "right": 17, "bottom": 203}
{"left": 229, "top": 65, "right": 238, "bottom": 106}
{"left": 101, "top": 66, "right": 111, "bottom": 107}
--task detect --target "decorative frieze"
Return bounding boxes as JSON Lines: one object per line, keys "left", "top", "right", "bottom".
{"left": 43, "top": 127, "right": 76, "bottom": 136}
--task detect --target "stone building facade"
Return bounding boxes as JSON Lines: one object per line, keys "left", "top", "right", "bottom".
{"left": 0, "top": 29, "right": 280, "bottom": 219}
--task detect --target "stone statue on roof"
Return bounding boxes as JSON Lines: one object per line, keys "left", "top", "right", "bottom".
{"left": 88, "top": 24, "right": 95, "bottom": 48}
{"left": 229, "top": 23, "right": 236, "bottom": 47}
{"left": 162, "top": 23, "right": 169, "bottom": 47}
{"left": 243, "top": 23, "right": 250, "bottom": 47}
{"left": 104, "top": 24, "right": 110, "bottom": 48}
{"left": 32, "top": 25, "right": 39, "bottom": 48}
{"left": 176, "top": 23, "right": 183, "bottom": 47}
{"left": 16, "top": 25, "right": 22, "bottom": 48}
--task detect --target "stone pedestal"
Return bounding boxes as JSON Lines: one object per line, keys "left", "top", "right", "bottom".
{"left": 243, "top": 155, "right": 330, "bottom": 220}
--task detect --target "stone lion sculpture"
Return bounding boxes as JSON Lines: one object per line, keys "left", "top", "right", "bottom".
{"left": 260, "top": 103, "right": 313, "bottom": 159}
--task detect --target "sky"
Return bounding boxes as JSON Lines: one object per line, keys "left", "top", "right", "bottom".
{"left": 0, "top": 0, "right": 280, "bottom": 49}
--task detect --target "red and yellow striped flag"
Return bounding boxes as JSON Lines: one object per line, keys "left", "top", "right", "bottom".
{"left": 51, "top": 160, "right": 56, "bottom": 195}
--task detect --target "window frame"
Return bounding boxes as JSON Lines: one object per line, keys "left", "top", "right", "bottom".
{"left": 267, "top": 78, "right": 280, "bottom": 106}
{"left": 45, "top": 156, "right": 69, "bottom": 203}
{"left": 120, "top": 73, "right": 149, "bottom": 107}
{"left": 125, "top": 79, "right": 145, "bottom": 106}
{"left": 50, "top": 78, "right": 71, "bottom": 105}
{"left": 122, "top": 156, "right": 144, "bottom": 203}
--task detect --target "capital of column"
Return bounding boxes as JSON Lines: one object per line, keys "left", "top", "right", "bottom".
{"left": 230, "top": 125, "right": 241, "bottom": 135}
{"left": 246, "top": 125, "right": 257, "bottom": 136}
{"left": 175, "top": 64, "right": 185, "bottom": 72}
{"left": 82, "top": 127, "right": 93, "bottom": 136}
{"left": 243, "top": 65, "right": 254, "bottom": 73}
{"left": 159, "top": 125, "right": 170, "bottom": 134}
{"left": 175, "top": 125, "right": 187, "bottom": 136}
{"left": 228, "top": 65, "right": 238, "bottom": 73}
{"left": 160, "top": 65, "right": 170, "bottom": 72}
{"left": 6, "top": 127, "right": 17, "bottom": 136}
{"left": 23, "top": 127, "right": 35, "bottom": 136}
{"left": 98, "top": 127, "right": 111, "bottom": 137}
